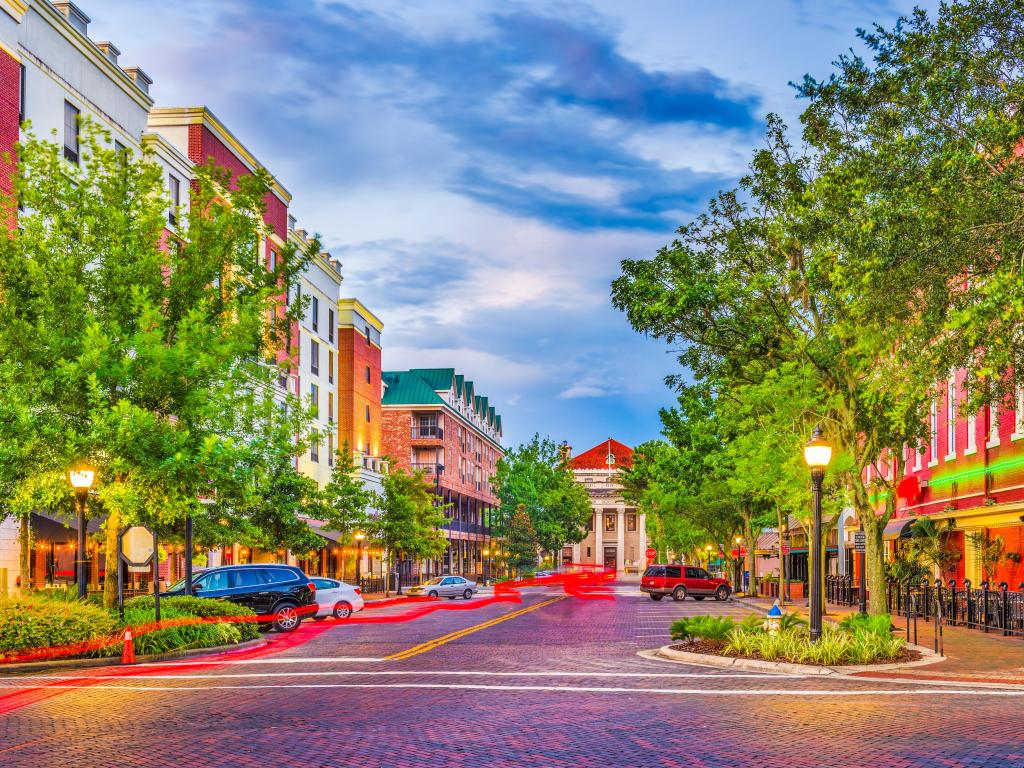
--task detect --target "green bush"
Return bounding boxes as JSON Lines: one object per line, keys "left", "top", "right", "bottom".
{"left": 723, "top": 623, "right": 906, "bottom": 665}
{"left": 838, "top": 612, "right": 894, "bottom": 636}
{"left": 109, "top": 603, "right": 244, "bottom": 657}
{"left": 670, "top": 615, "right": 736, "bottom": 642}
{"left": 0, "top": 594, "right": 119, "bottom": 659}
{"left": 125, "top": 596, "right": 260, "bottom": 643}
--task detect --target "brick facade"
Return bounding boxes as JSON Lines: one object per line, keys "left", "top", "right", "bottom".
{"left": 0, "top": 48, "right": 19, "bottom": 217}
{"left": 338, "top": 324, "right": 382, "bottom": 457}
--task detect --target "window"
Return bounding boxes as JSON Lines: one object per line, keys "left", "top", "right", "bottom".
{"left": 627, "top": 513, "right": 636, "bottom": 532}
{"left": 946, "top": 379, "right": 956, "bottom": 459}
{"left": 604, "top": 513, "right": 615, "bottom": 532}
{"left": 327, "top": 433, "right": 334, "bottom": 467}
{"left": 63, "top": 101, "right": 80, "bottom": 164}
{"left": 586, "top": 515, "right": 593, "bottom": 532}
{"left": 365, "top": 404, "right": 371, "bottom": 422}
{"left": 328, "top": 350, "right": 334, "bottom": 384}
{"left": 1015, "top": 388, "right": 1024, "bottom": 440}
{"left": 987, "top": 402, "right": 1000, "bottom": 448}
{"left": 232, "top": 569, "right": 263, "bottom": 588}
{"left": 310, "top": 339, "right": 319, "bottom": 375}
{"left": 310, "top": 431, "right": 319, "bottom": 462}
{"left": 268, "top": 249, "right": 276, "bottom": 273}
{"left": 18, "top": 64, "right": 26, "bottom": 124}
{"left": 167, "top": 174, "right": 180, "bottom": 226}
{"left": 365, "top": 325, "right": 371, "bottom": 343}
{"left": 310, "top": 383, "right": 319, "bottom": 417}
{"left": 327, "top": 392, "right": 334, "bottom": 424}
{"left": 965, "top": 386, "right": 977, "bottom": 454}
{"left": 586, "top": 546, "right": 591, "bottom": 558}
{"left": 365, "top": 365, "right": 371, "bottom": 384}
{"left": 914, "top": 440, "right": 922, "bottom": 471}
{"left": 929, "top": 398, "right": 939, "bottom": 464}
{"left": 328, "top": 310, "right": 335, "bottom": 343}
{"left": 665, "top": 566, "right": 681, "bottom": 578}
{"left": 311, "top": 296, "right": 319, "bottom": 332}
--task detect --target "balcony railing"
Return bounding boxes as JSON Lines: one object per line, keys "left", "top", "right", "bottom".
{"left": 412, "top": 426, "right": 444, "bottom": 440}
{"left": 411, "top": 463, "right": 444, "bottom": 477}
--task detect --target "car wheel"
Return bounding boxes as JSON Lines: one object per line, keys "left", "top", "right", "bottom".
{"left": 671, "top": 586, "right": 687, "bottom": 601}
{"left": 715, "top": 586, "right": 730, "bottom": 601}
{"left": 272, "top": 602, "right": 301, "bottom": 632}
{"left": 649, "top": 594, "right": 663, "bottom": 601}
{"left": 334, "top": 601, "right": 353, "bottom": 619}
{"left": 428, "top": 590, "right": 438, "bottom": 598}
{"left": 462, "top": 589, "right": 473, "bottom": 600}
{"left": 693, "top": 596, "right": 705, "bottom": 601}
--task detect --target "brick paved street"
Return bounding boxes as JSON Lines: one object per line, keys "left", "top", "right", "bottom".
{"left": 2, "top": 584, "right": 1023, "bottom": 767}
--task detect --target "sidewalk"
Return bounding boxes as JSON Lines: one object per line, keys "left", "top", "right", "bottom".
{"left": 741, "top": 595, "right": 1024, "bottom": 685}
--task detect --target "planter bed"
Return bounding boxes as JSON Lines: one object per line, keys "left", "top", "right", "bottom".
{"left": 668, "top": 638, "right": 922, "bottom": 666}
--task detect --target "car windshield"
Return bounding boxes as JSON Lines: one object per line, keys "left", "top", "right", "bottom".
{"left": 166, "top": 572, "right": 204, "bottom": 592}
{"left": 423, "top": 577, "right": 444, "bottom": 585}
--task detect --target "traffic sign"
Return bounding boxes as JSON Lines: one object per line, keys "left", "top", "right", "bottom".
{"left": 120, "top": 525, "right": 155, "bottom": 568}
{"left": 853, "top": 531, "right": 866, "bottom": 553}
{"left": 645, "top": 547, "right": 657, "bottom": 560}
{"left": 781, "top": 544, "right": 790, "bottom": 555}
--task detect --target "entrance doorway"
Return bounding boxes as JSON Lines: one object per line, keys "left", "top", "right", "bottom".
{"left": 603, "top": 546, "right": 617, "bottom": 572}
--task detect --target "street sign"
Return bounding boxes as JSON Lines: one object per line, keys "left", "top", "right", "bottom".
{"left": 645, "top": 547, "right": 657, "bottom": 560}
{"left": 781, "top": 544, "right": 790, "bottom": 555}
{"left": 120, "top": 525, "right": 155, "bottom": 569}
{"left": 853, "top": 531, "right": 866, "bottom": 553}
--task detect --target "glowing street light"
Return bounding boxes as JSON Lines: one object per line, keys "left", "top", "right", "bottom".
{"left": 68, "top": 464, "right": 95, "bottom": 599}
{"left": 355, "top": 532, "right": 365, "bottom": 583}
{"left": 803, "top": 425, "right": 833, "bottom": 642}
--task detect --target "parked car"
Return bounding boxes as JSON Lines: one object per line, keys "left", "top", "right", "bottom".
{"left": 640, "top": 564, "right": 731, "bottom": 602}
{"left": 162, "top": 564, "right": 316, "bottom": 632}
{"left": 310, "top": 578, "right": 365, "bottom": 620}
{"left": 534, "top": 570, "right": 557, "bottom": 578}
{"left": 406, "top": 575, "right": 478, "bottom": 600}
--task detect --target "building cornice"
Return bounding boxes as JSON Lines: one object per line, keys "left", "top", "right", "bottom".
{"left": 1, "top": 0, "right": 27, "bottom": 23}
{"left": 382, "top": 402, "right": 503, "bottom": 452}
{"left": 338, "top": 297, "right": 383, "bottom": 332}
{"left": 149, "top": 106, "right": 292, "bottom": 206}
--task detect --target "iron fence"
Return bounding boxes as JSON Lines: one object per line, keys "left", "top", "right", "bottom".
{"left": 825, "top": 575, "right": 864, "bottom": 607}
{"left": 358, "top": 577, "right": 386, "bottom": 594}
{"left": 885, "top": 579, "right": 1024, "bottom": 638}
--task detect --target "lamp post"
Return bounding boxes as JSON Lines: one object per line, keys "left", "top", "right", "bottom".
{"left": 803, "top": 425, "right": 833, "bottom": 643}
{"left": 68, "top": 465, "right": 95, "bottom": 599}
{"left": 355, "top": 532, "right": 365, "bottom": 585}
{"left": 704, "top": 544, "right": 713, "bottom": 572}
{"left": 734, "top": 535, "right": 743, "bottom": 594}
{"left": 482, "top": 548, "right": 490, "bottom": 585}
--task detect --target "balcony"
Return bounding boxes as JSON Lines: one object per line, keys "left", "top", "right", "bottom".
{"left": 412, "top": 426, "right": 444, "bottom": 441}
{"left": 411, "top": 463, "right": 444, "bottom": 477}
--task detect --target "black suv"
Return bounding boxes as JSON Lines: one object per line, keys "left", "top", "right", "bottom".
{"left": 163, "top": 564, "right": 316, "bottom": 632}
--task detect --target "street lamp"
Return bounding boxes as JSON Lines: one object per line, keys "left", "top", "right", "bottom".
{"left": 803, "top": 424, "right": 833, "bottom": 642}
{"left": 354, "top": 532, "right": 365, "bottom": 584}
{"left": 734, "top": 535, "right": 743, "bottom": 594}
{"left": 68, "top": 464, "right": 95, "bottom": 599}
{"left": 704, "top": 544, "right": 713, "bottom": 571}
{"left": 482, "top": 548, "right": 490, "bottom": 584}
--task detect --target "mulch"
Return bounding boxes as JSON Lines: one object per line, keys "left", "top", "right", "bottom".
{"left": 668, "top": 639, "right": 922, "bottom": 666}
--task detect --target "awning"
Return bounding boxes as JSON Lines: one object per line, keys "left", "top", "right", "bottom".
{"left": 305, "top": 520, "right": 344, "bottom": 544}
{"left": 882, "top": 518, "right": 914, "bottom": 541}
{"left": 29, "top": 511, "right": 105, "bottom": 543}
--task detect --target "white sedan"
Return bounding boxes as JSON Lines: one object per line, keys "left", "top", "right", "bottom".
{"left": 406, "top": 575, "right": 479, "bottom": 599}
{"left": 311, "top": 578, "right": 365, "bottom": 620}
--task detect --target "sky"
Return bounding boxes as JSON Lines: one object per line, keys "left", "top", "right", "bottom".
{"left": 90, "top": 0, "right": 934, "bottom": 453}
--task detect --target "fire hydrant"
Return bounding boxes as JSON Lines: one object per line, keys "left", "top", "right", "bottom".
{"left": 763, "top": 599, "right": 783, "bottom": 635}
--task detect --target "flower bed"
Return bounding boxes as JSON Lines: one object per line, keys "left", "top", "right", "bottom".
{"left": 668, "top": 612, "right": 919, "bottom": 666}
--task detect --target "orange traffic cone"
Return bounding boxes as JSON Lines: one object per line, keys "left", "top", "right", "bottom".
{"left": 121, "top": 627, "right": 135, "bottom": 664}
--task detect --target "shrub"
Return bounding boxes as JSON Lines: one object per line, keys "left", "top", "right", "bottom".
{"left": 125, "top": 596, "right": 260, "bottom": 642}
{"left": 670, "top": 615, "right": 735, "bottom": 642}
{"left": 110, "top": 602, "right": 244, "bottom": 657}
{"left": 838, "top": 612, "right": 894, "bottom": 636}
{"left": 723, "top": 623, "right": 906, "bottom": 665}
{"left": 0, "top": 594, "right": 119, "bottom": 660}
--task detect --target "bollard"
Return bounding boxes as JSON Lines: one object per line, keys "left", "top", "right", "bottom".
{"left": 1000, "top": 582, "right": 1010, "bottom": 637}
{"left": 964, "top": 579, "right": 973, "bottom": 627}
{"left": 921, "top": 577, "right": 931, "bottom": 623}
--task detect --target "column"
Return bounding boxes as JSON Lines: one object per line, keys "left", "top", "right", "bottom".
{"left": 572, "top": 542, "right": 580, "bottom": 567}
{"left": 639, "top": 513, "right": 647, "bottom": 563}
{"left": 594, "top": 509, "right": 603, "bottom": 569}
{"left": 616, "top": 507, "right": 625, "bottom": 574}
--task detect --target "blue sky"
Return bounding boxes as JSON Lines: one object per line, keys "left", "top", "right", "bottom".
{"left": 92, "top": 0, "right": 932, "bottom": 453}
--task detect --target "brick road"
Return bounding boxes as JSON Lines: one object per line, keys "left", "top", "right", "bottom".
{"left": 1, "top": 584, "right": 1023, "bottom": 767}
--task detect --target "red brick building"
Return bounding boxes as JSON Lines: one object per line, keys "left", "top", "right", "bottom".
{"left": 381, "top": 369, "right": 504, "bottom": 578}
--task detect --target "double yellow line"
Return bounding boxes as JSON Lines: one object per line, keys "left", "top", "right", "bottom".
{"left": 386, "top": 596, "right": 566, "bottom": 661}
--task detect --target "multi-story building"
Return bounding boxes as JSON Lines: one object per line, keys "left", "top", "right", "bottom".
{"left": 855, "top": 376, "right": 1024, "bottom": 588}
{"left": 336, "top": 298, "right": 386, "bottom": 488}
{"left": 567, "top": 439, "right": 646, "bottom": 575}
{"left": 381, "top": 369, "right": 504, "bottom": 579}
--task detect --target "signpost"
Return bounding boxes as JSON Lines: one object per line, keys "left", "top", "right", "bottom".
{"left": 855, "top": 529, "right": 867, "bottom": 615}
{"left": 853, "top": 531, "right": 866, "bottom": 553}
{"left": 118, "top": 525, "right": 159, "bottom": 621}
{"left": 645, "top": 547, "right": 657, "bottom": 565}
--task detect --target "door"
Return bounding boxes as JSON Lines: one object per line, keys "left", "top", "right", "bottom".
{"left": 228, "top": 568, "right": 266, "bottom": 611}
{"left": 603, "top": 546, "right": 617, "bottom": 572}
{"left": 439, "top": 576, "right": 458, "bottom": 596}
{"left": 687, "top": 567, "right": 714, "bottom": 595}
{"left": 192, "top": 569, "right": 231, "bottom": 601}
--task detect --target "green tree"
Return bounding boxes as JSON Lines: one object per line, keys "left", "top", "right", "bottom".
{"left": 373, "top": 467, "right": 447, "bottom": 591}
{"left": 492, "top": 435, "right": 592, "bottom": 559}
{"left": 506, "top": 504, "right": 539, "bottom": 574}
{"left": 321, "top": 441, "right": 375, "bottom": 541}
{"left": 0, "top": 121, "right": 312, "bottom": 603}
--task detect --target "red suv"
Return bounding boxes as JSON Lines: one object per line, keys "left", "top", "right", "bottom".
{"left": 640, "top": 565, "right": 731, "bottom": 602}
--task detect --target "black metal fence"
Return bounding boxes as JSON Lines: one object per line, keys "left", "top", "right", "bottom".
{"left": 358, "top": 577, "right": 386, "bottom": 594}
{"left": 886, "top": 579, "right": 1024, "bottom": 638}
{"left": 825, "top": 575, "right": 863, "bottom": 607}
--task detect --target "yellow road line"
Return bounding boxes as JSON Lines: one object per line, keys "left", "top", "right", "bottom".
{"left": 386, "top": 596, "right": 567, "bottom": 660}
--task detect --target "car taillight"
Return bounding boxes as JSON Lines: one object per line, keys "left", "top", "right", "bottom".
{"left": 354, "top": 587, "right": 361, "bottom": 596}
{"left": 307, "top": 582, "right": 316, "bottom": 592}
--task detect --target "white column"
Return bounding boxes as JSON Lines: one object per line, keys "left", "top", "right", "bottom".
{"left": 639, "top": 513, "right": 647, "bottom": 560}
{"left": 616, "top": 508, "right": 625, "bottom": 573}
{"left": 594, "top": 509, "right": 603, "bottom": 568}
{"left": 572, "top": 542, "right": 580, "bottom": 566}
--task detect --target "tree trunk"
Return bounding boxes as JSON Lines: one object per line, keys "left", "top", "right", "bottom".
{"left": 18, "top": 515, "right": 32, "bottom": 593}
{"left": 862, "top": 514, "right": 887, "bottom": 615}
{"left": 103, "top": 509, "right": 121, "bottom": 609}
{"left": 742, "top": 508, "right": 758, "bottom": 596}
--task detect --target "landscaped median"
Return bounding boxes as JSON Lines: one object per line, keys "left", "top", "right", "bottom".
{"left": 0, "top": 590, "right": 261, "bottom": 666}
{"left": 646, "top": 612, "right": 945, "bottom": 675}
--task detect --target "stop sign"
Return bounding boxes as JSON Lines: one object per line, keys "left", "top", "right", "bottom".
{"left": 120, "top": 525, "right": 155, "bottom": 568}
{"left": 645, "top": 547, "right": 657, "bottom": 560}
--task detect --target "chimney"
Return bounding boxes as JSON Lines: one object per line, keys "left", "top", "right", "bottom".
{"left": 95, "top": 41, "right": 120, "bottom": 65}
{"left": 294, "top": 228, "right": 308, "bottom": 241}
{"left": 559, "top": 442, "right": 572, "bottom": 462}
{"left": 52, "top": 2, "right": 90, "bottom": 35}
{"left": 122, "top": 67, "right": 152, "bottom": 95}
{"left": 288, "top": 214, "right": 297, "bottom": 231}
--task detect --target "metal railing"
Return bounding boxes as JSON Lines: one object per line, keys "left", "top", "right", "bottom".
{"left": 886, "top": 579, "right": 1024, "bottom": 638}
{"left": 412, "top": 426, "right": 444, "bottom": 440}
{"left": 411, "top": 463, "right": 444, "bottom": 476}
{"left": 826, "top": 574, "right": 865, "bottom": 607}
{"left": 358, "top": 577, "right": 386, "bottom": 594}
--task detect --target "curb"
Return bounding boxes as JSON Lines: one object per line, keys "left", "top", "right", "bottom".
{"left": 646, "top": 641, "right": 946, "bottom": 676}
{"left": 0, "top": 637, "right": 268, "bottom": 676}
